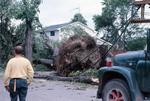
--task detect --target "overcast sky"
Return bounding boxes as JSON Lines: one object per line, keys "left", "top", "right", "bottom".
{"left": 38, "top": 0, "right": 103, "bottom": 29}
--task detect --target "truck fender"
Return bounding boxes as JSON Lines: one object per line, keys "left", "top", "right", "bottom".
{"left": 98, "top": 66, "right": 144, "bottom": 101}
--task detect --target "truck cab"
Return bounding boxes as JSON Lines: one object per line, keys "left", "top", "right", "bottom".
{"left": 97, "top": 30, "right": 150, "bottom": 101}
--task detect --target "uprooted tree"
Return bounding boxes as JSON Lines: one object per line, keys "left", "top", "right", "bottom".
{"left": 54, "top": 35, "right": 108, "bottom": 76}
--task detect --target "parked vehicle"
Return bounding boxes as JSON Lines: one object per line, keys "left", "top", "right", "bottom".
{"left": 97, "top": 30, "right": 150, "bottom": 101}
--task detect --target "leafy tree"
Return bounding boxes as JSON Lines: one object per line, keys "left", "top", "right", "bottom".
{"left": 71, "top": 13, "right": 87, "bottom": 25}
{"left": 33, "top": 32, "right": 53, "bottom": 59}
{"left": 0, "top": 0, "right": 15, "bottom": 64}
{"left": 60, "top": 14, "right": 88, "bottom": 42}
{"left": 93, "top": 0, "right": 143, "bottom": 50}
{"left": 60, "top": 23, "right": 89, "bottom": 42}
{"left": 127, "top": 37, "right": 146, "bottom": 51}
{"left": 14, "top": 0, "right": 41, "bottom": 61}
{"left": 13, "top": 23, "right": 26, "bottom": 45}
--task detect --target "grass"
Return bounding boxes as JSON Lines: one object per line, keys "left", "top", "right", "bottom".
{"left": 69, "top": 68, "right": 98, "bottom": 77}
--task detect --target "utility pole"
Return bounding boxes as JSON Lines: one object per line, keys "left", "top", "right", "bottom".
{"left": 131, "top": 0, "right": 150, "bottom": 23}
{"left": 131, "top": 0, "right": 150, "bottom": 51}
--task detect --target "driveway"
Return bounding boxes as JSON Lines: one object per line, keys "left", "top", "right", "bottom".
{"left": 0, "top": 78, "right": 101, "bottom": 101}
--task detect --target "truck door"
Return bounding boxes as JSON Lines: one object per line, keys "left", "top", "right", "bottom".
{"left": 136, "top": 52, "right": 150, "bottom": 93}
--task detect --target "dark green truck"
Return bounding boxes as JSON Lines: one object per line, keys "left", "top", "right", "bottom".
{"left": 97, "top": 30, "right": 150, "bottom": 101}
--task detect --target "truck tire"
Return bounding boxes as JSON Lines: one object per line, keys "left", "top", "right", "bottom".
{"left": 102, "top": 79, "right": 131, "bottom": 101}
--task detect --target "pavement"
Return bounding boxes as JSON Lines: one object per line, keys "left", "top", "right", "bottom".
{"left": 0, "top": 77, "right": 101, "bottom": 101}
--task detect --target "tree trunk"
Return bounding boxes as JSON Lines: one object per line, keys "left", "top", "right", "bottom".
{"left": 33, "top": 58, "right": 54, "bottom": 69}
{"left": 25, "top": 20, "right": 32, "bottom": 62}
{"left": 0, "top": 48, "right": 1, "bottom": 64}
{"left": 34, "top": 71, "right": 99, "bottom": 85}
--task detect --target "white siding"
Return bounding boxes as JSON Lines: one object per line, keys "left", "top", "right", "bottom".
{"left": 46, "top": 30, "right": 59, "bottom": 41}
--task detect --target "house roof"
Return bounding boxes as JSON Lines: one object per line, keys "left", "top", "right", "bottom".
{"left": 39, "top": 21, "right": 112, "bottom": 46}
{"left": 43, "top": 22, "right": 71, "bottom": 32}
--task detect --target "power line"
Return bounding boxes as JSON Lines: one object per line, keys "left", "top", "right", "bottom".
{"left": 92, "top": 5, "right": 140, "bottom": 67}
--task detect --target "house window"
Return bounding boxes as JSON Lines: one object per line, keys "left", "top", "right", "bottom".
{"left": 50, "top": 31, "right": 55, "bottom": 36}
{"left": 40, "top": 32, "right": 44, "bottom": 34}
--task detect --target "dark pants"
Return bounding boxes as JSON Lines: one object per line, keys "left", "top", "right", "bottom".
{"left": 9, "top": 79, "right": 28, "bottom": 101}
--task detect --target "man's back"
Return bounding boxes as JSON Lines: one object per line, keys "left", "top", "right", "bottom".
{"left": 7, "top": 56, "right": 33, "bottom": 79}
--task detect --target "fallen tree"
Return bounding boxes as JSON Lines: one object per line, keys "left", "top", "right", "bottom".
{"left": 33, "top": 58, "right": 54, "bottom": 70}
{"left": 55, "top": 35, "right": 108, "bottom": 76}
{"left": 34, "top": 71, "right": 99, "bottom": 85}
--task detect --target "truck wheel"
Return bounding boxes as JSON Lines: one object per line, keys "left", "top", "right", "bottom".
{"left": 102, "top": 79, "right": 131, "bottom": 101}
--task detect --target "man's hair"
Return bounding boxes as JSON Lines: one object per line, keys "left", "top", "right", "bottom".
{"left": 14, "top": 45, "right": 23, "bottom": 54}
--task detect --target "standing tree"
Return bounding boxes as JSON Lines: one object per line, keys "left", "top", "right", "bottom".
{"left": 93, "top": 0, "right": 143, "bottom": 50}
{"left": 60, "top": 23, "right": 89, "bottom": 41}
{"left": 0, "top": 0, "right": 15, "bottom": 64}
{"left": 14, "top": 0, "right": 41, "bottom": 61}
{"left": 71, "top": 13, "right": 87, "bottom": 25}
{"left": 59, "top": 13, "right": 88, "bottom": 42}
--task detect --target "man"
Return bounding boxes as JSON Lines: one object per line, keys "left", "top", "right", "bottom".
{"left": 3, "top": 45, "right": 34, "bottom": 101}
